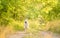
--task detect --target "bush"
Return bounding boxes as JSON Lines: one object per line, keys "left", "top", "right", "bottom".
{"left": 13, "top": 24, "right": 24, "bottom": 31}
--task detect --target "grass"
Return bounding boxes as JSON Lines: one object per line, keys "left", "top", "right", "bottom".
{"left": 0, "top": 19, "right": 60, "bottom": 38}
{"left": 47, "top": 20, "right": 60, "bottom": 34}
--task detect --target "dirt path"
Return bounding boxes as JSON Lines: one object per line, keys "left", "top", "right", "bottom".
{"left": 6, "top": 31, "right": 60, "bottom": 38}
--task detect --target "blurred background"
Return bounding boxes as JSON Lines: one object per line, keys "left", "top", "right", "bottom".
{"left": 0, "top": 0, "right": 60, "bottom": 38}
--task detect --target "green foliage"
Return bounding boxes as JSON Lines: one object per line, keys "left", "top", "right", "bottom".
{"left": 0, "top": 0, "right": 60, "bottom": 32}
{"left": 13, "top": 25, "right": 24, "bottom": 31}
